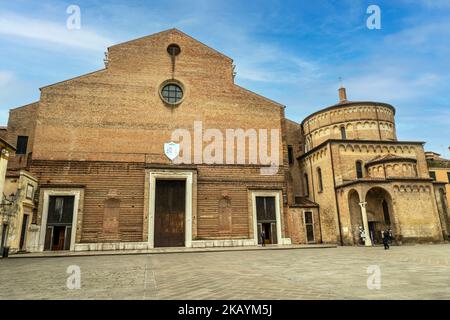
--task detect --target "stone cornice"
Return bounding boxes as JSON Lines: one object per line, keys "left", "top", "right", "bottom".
{"left": 301, "top": 102, "right": 396, "bottom": 126}
{"left": 335, "top": 177, "right": 434, "bottom": 189}
{"left": 297, "top": 139, "right": 425, "bottom": 161}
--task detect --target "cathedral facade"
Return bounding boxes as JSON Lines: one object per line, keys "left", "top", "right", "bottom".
{"left": 1, "top": 29, "right": 448, "bottom": 253}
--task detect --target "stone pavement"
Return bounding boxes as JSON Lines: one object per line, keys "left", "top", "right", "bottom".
{"left": 0, "top": 244, "right": 449, "bottom": 300}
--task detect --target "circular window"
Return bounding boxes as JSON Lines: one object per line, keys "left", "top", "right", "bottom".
{"left": 161, "top": 83, "right": 183, "bottom": 105}
{"left": 167, "top": 43, "right": 181, "bottom": 56}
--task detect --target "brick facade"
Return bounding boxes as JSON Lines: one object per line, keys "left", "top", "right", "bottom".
{"left": 3, "top": 29, "right": 448, "bottom": 252}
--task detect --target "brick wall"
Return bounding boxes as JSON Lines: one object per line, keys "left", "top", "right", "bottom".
{"left": 5, "top": 102, "right": 38, "bottom": 170}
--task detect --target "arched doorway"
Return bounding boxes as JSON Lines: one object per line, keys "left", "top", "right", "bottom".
{"left": 365, "top": 187, "right": 395, "bottom": 244}
{"left": 348, "top": 189, "right": 362, "bottom": 244}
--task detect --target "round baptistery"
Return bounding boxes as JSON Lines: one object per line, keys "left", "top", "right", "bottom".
{"left": 302, "top": 88, "right": 397, "bottom": 152}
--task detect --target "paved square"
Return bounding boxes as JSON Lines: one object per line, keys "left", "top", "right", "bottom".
{"left": 1, "top": 245, "right": 449, "bottom": 300}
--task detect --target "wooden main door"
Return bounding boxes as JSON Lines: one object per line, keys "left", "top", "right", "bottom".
{"left": 154, "top": 180, "right": 186, "bottom": 247}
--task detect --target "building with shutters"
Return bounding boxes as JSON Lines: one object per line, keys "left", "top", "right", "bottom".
{"left": 1, "top": 29, "right": 448, "bottom": 253}
{"left": 425, "top": 151, "right": 450, "bottom": 223}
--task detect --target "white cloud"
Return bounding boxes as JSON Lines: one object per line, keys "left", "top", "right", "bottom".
{"left": 0, "top": 71, "right": 15, "bottom": 88}
{"left": 228, "top": 34, "right": 324, "bottom": 84}
{"left": 384, "top": 20, "right": 450, "bottom": 52}
{"left": 0, "top": 12, "right": 114, "bottom": 51}
{"left": 341, "top": 71, "right": 444, "bottom": 102}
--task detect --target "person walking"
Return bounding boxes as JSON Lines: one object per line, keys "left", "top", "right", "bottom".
{"left": 260, "top": 229, "right": 266, "bottom": 247}
{"left": 382, "top": 229, "right": 390, "bottom": 250}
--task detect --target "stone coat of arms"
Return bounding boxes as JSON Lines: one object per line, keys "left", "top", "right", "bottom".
{"left": 164, "top": 142, "right": 180, "bottom": 161}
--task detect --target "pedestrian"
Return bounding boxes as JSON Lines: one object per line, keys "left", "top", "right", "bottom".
{"left": 359, "top": 226, "right": 366, "bottom": 245}
{"left": 382, "top": 229, "right": 390, "bottom": 250}
{"left": 260, "top": 229, "right": 266, "bottom": 247}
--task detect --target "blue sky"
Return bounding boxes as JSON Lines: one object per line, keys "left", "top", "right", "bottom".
{"left": 0, "top": 0, "right": 449, "bottom": 156}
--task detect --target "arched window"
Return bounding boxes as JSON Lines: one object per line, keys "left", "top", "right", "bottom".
{"left": 356, "top": 161, "right": 363, "bottom": 179}
{"left": 340, "top": 126, "right": 347, "bottom": 140}
{"left": 218, "top": 196, "right": 232, "bottom": 233}
{"left": 103, "top": 198, "right": 121, "bottom": 240}
{"left": 304, "top": 173, "right": 309, "bottom": 196}
{"left": 382, "top": 200, "right": 390, "bottom": 225}
{"left": 317, "top": 168, "right": 323, "bottom": 192}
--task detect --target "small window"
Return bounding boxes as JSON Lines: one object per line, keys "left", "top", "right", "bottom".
{"left": 304, "top": 174, "right": 309, "bottom": 196}
{"left": 16, "top": 136, "right": 28, "bottom": 155}
{"left": 447, "top": 172, "right": 450, "bottom": 183}
{"left": 340, "top": 126, "right": 346, "bottom": 140}
{"left": 317, "top": 168, "right": 323, "bottom": 192}
{"left": 161, "top": 83, "right": 183, "bottom": 104}
{"left": 288, "top": 145, "right": 294, "bottom": 165}
{"left": 429, "top": 171, "right": 436, "bottom": 180}
{"left": 356, "top": 161, "right": 363, "bottom": 179}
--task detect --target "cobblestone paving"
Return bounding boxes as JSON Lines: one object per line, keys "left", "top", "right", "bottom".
{"left": 1, "top": 245, "right": 449, "bottom": 300}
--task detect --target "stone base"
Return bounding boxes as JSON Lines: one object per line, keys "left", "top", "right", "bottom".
{"left": 74, "top": 242, "right": 153, "bottom": 252}
{"left": 191, "top": 239, "right": 257, "bottom": 248}
{"left": 67, "top": 238, "right": 293, "bottom": 252}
